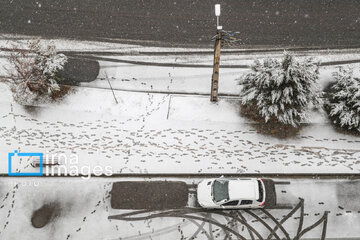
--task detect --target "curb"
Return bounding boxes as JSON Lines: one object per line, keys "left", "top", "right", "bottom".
{"left": 0, "top": 173, "right": 359, "bottom": 179}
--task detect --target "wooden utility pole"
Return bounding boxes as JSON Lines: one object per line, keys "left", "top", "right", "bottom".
{"left": 210, "top": 30, "right": 222, "bottom": 102}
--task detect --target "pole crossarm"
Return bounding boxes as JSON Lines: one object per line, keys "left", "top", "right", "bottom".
{"left": 211, "top": 30, "right": 243, "bottom": 47}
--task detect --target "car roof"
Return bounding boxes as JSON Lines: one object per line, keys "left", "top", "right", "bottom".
{"left": 228, "top": 179, "right": 257, "bottom": 201}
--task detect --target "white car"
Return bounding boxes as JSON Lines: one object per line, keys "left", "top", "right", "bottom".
{"left": 197, "top": 178, "right": 266, "bottom": 209}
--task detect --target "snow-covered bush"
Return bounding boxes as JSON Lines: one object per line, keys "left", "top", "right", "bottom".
{"left": 238, "top": 52, "right": 322, "bottom": 126}
{"left": 5, "top": 39, "right": 68, "bottom": 105}
{"left": 326, "top": 67, "right": 360, "bottom": 132}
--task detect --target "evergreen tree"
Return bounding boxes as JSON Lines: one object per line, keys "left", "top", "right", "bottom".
{"left": 238, "top": 52, "right": 322, "bottom": 126}
{"left": 326, "top": 67, "right": 360, "bottom": 132}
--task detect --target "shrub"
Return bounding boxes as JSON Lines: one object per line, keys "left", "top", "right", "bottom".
{"left": 326, "top": 67, "right": 360, "bottom": 132}
{"left": 238, "top": 52, "right": 322, "bottom": 127}
{"left": 5, "top": 39, "right": 68, "bottom": 105}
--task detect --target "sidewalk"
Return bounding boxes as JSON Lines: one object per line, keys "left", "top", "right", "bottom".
{"left": 0, "top": 84, "right": 359, "bottom": 175}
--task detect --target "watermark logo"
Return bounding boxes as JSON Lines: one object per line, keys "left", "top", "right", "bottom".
{"left": 8, "top": 150, "right": 113, "bottom": 179}
{"left": 8, "top": 150, "right": 43, "bottom": 176}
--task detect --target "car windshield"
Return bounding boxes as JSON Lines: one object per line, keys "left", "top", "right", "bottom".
{"left": 212, "top": 180, "right": 229, "bottom": 202}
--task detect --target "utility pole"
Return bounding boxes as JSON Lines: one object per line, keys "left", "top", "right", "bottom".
{"left": 210, "top": 4, "right": 222, "bottom": 102}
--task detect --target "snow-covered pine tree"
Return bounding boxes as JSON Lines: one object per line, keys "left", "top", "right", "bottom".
{"left": 326, "top": 67, "right": 360, "bottom": 132}
{"left": 238, "top": 52, "right": 322, "bottom": 126}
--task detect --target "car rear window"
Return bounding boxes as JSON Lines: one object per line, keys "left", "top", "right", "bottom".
{"left": 213, "top": 180, "right": 229, "bottom": 202}
{"left": 257, "top": 180, "right": 264, "bottom": 202}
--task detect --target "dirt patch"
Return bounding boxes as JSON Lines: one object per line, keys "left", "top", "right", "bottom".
{"left": 31, "top": 202, "right": 61, "bottom": 228}
{"left": 239, "top": 103, "right": 302, "bottom": 139}
{"left": 50, "top": 85, "right": 73, "bottom": 101}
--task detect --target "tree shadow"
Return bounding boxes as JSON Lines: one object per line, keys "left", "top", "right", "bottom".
{"left": 20, "top": 86, "right": 74, "bottom": 116}
{"left": 22, "top": 105, "right": 42, "bottom": 117}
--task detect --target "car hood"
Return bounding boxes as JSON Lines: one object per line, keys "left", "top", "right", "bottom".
{"left": 197, "top": 180, "right": 217, "bottom": 208}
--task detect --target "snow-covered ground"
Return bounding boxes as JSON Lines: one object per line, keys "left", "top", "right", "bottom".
{"left": 85, "top": 61, "right": 360, "bottom": 96}
{"left": 0, "top": 83, "right": 359, "bottom": 175}
{"left": 0, "top": 177, "right": 359, "bottom": 240}
{"left": 1, "top": 36, "right": 360, "bottom": 175}
{"left": 1, "top": 35, "right": 360, "bottom": 240}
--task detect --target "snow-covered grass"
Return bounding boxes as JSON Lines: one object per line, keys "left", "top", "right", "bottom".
{"left": 169, "top": 95, "right": 329, "bottom": 124}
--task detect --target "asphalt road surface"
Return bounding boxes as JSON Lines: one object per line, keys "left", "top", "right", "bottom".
{"left": 1, "top": 0, "right": 360, "bottom": 48}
